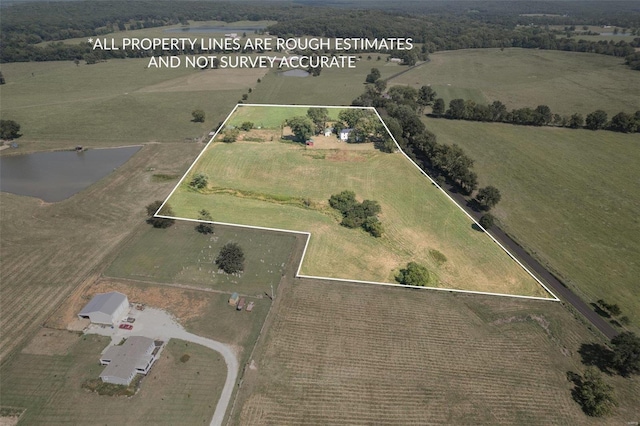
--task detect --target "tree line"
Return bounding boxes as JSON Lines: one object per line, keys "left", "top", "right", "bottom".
{"left": 434, "top": 98, "right": 640, "bottom": 134}
{"left": 2, "top": 1, "right": 639, "bottom": 70}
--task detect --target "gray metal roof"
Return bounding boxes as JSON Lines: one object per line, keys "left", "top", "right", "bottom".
{"left": 100, "top": 336, "right": 155, "bottom": 382}
{"left": 79, "top": 292, "right": 127, "bottom": 317}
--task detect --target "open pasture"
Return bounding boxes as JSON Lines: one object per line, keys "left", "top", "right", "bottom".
{"left": 104, "top": 220, "right": 296, "bottom": 297}
{"left": 0, "top": 58, "right": 247, "bottom": 151}
{"left": 423, "top": 117, "right": 640, "bottom": 330}
{"left": 233, "top": 279, "right": 640, "bottom": 424}
{"left": 0, "top": 334, "right": 224, "bottom": 425}
{"left": 390, "top": 48, "right": 640, "bottom": 116}
{"left": 165, "top": 106, "right": 550, "bottom": 298}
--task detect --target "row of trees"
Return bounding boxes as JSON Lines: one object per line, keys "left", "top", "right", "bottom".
{"left": 435, "top": 98, "right": 640, "bottom": 133}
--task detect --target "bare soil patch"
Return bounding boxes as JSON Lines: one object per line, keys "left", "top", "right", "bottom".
{"left": 21, "top": 329, "right": 80, "bottom": 356}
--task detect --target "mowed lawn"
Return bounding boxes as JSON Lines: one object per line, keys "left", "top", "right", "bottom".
{"left": 0, "top": 335, "right": 225, "bottom": 425}
{"left": 104, "top": 220, "right": 296, "bottom": 296}
{"left": 390, "top": 48, "right": 640, "bottom": 116}
{"left": 424, "top": 118, "right": 640, "bottom": 329}
{"left": 166, "top": 108, "right": 549, "bottom": 298}
{"left": 232, "top": 279, "right": 640, "bottom": 425}
{"left": 0, "top": 58, "right": 251, "bottom": 151}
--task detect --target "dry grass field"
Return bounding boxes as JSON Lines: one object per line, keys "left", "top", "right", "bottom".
{"left": 0, "top": 142, "right": 200, "bottom": 363}
{"left": 232, "top": 279, "right": 640, "bottom": 425}
{"left": 166, "top": 106, "right": 549, "bottom": 298}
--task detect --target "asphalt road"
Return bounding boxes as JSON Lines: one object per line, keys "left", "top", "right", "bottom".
{"left": 442, "top": 186, "right": 618, "bottom": 340}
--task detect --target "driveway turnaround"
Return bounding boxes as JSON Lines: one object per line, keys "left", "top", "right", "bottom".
{"left": 86, "top": 308, "right": 238, "bottom": 426}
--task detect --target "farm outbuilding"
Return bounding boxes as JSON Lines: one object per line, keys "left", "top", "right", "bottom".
{"left": 339, "top": 128, "right": 353, "bottom": 141}
{"left": 99, "top": 336, "right": 160, "bottom": 386}
{"left": 78, "top": 292, "right": 129, "bottom": 325}
{"left": 229, "top": 292, "right": 239, "bottom": 306}
{"left": 324, "top": 127, "right": 334, "bottom": 137}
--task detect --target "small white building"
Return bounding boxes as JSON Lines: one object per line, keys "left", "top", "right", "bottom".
{"left": 78, "top": 292, "right": 129, "bottom": 326}
{"left": 99, "top": 336, "right": 160, "bottom": 386}
{"left": 339, "top": 128, "right": 354, "bottom": 141}
{"left": 324, "top": 127, "right": 334, "bottom": 137}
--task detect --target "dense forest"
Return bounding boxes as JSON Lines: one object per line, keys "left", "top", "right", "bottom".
{"left": 1, "top": 1, "right": 640, "bottom": 67}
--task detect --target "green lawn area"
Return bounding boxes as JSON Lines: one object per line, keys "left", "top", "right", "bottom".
{"left": 390, "top": 48, "right": 640, "bottom": 116}
{"left": 423, "top": 117, "right": 640, "bottom": 329}
{"left": 104, "top": 220, "right": 296, "bottom": 296}
{"left": 0, "top": 334, "right": 225, "bottom": 425}
{"left": 164, "top": 106, "right": 550, "bottom": 298}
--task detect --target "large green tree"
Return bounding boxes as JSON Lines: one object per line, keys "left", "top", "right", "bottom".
{"left": 611, "top": 332, "right": 640, "bottom": 376}
{"left": 195, "top": 209, "right": 214, "bottom": 234}
{"left": 476, "top": 186, "right": 502, "bottom": 210}
{"left": 145, "top": 201, "right": 175, "bottom": 228}
{"left": 418, "top": 85, "right": 437, "bottom": 106}
{"left": 0, "top": 119, "right": 21, "bottom": 140}
{"left": 191, "top": 109, "right": 205, "bottom": 123}
{"left": 396, "top": 262, "right": 435, "bottom": 287}
{"left": 574, "top": 367, "right": 618, "bottom": 417}
{"left": 586, "top": 110, "right": 608, "bottom": 130}
{"left": 215, "top": 242, "right": 245, "bottom": 274}
{"left": 306, "top": 107, "right": 329, "bottom": 134}
{"left": 286, "top": 116, "right": 314, "bottom": 142}
{"left": 365, "top": 67, "right": 381, "bottom": 83}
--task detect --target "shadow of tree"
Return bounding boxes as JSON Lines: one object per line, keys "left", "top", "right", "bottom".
{"left": 578, "top": 343, "right": 614, "bottom": 374}
{"left": 471, "top": 223, "right": 484, "bottom": 232}
{"left": 590, "top": 302, "right": 611, "bottom": 318}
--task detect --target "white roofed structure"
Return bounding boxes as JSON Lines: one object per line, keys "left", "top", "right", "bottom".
{"left": 78, "top": 292, "right": 129, "bottom": 325}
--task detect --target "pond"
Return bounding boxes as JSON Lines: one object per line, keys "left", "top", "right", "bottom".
{"left": 0, "top": 146, "right": 141, "bottom": 202}
{"left": 280, "top": 69, "right": 310, "bottom": 78}
{"left": 164, "top": 26, "right": 265, "bottom": 34}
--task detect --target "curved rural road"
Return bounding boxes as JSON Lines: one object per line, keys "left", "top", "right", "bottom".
{"left": 87, "top": 308, "right": 238, "bottom": 426}
{"left": 442, "top": 187, "right": 618, "bottom": 340}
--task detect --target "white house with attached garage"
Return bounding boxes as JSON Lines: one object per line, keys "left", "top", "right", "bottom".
{"left": 99, "top": 336, "right": 162, "bottom": 386}
{"left": 78, "top": 291, "right": 129, "bottom": 325}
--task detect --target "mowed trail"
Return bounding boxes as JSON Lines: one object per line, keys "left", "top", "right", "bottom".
{"left": 0, "top": 143, "right": 201, "bottom": 363}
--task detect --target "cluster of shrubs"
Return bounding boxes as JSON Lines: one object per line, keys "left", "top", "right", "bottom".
{"left": 329, "top": 190, "right": 383, "bottom": 237}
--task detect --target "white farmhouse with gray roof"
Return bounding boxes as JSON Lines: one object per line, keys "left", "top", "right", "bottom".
{"left": 78, "top": 292, "right": 129, "bottom": 325}
{"left": 99, "top": 336, "right": 160, "bottom": 386}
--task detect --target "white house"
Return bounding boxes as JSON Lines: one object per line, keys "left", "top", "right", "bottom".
{"left": 339, "top": 128, "right": 353, "bottom": 141}
{"left": 99, "top": 336, "right": 160, "bottom": 386}
{"left": 78, "top": 292, "right": 129, "bottom": 325}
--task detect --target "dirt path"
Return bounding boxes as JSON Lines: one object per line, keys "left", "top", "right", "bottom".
{"left": 86, "top": 308, "right": 238, "bottom": 426}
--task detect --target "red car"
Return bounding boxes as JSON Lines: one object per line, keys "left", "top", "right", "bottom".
{"left": 119, "top": 324, "right": 133, "bottom": 330}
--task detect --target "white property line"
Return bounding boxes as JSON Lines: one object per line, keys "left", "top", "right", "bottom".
{"left": 157, "top": 103, "right": 559, "bottom": 302}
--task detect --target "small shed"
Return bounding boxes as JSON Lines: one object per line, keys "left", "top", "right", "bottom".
{"left": 246, "top": 302, "right": 255, "bottom": 312}
{"left": 305, "top": 140, "right": 314, "bottom": 147}
{"left": 324, "top": 127, "right": 334, "bottom": 137}
{"left": 237, "top": 297, "right": 246, "bottom": 311}
{"left": 229, "top": 292, "right": 239, "bottom": 306}
{"left": 78, "top": 292, "right": 129, "bottom": 325}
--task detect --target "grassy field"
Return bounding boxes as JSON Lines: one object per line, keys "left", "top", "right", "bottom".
{"left": 390, "top": 48, "right": 640, "bottom": 116}
{"left": 0, "top": 142, "right": 201, "bottom": 363}
{"left": 165, "top": 105, "right": 549, "bottom": 298}
{"left": 104, "top": 220, "right": 296, "bottom": 296}
{"left": 423, "top": 118, "right": 640, "bottom": 329}
{"left": 248, "top": 56, "right": 401, "bottom": 106}
{"left": 0, "top": 334, "right": 225, "bottom": 424}
{"left": 232, "top": 279, "right": 640, "bottom": 424}
{"left": 0, "top": 58, "right": 254, "bottom": 151}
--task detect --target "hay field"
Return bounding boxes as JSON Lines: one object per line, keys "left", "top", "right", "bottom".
{"left": 0, "top": 142, "right": 200, "bottom": 363}
{"left": 232, "top": 279, "right": 640, "bottom": 425}
{"left": 0, "top": 335, "right": 225, "bottom": 425}
{"left": 423, "top": 118, "right": 640, "bottom": 330}
{"left": 390, "top": 48, "right": 640, "bottom": 116}
{"left": 165, "top": 106, "right": 549, "bottom": 298}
